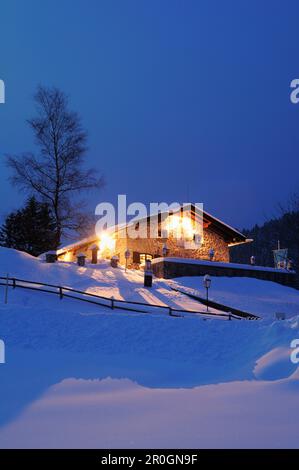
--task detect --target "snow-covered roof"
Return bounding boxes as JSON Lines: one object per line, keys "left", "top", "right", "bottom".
{"left": 151, "top": 257, "right": 295, "bottom": 274}
{"left": 57, "top": 205, "right": 249, "bottom": 255}
{"left": 202, "top": 208, "right": 246, "bottom": 240}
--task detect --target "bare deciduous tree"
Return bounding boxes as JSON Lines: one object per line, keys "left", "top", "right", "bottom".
{"left": 6, "top": 86, "right": 104, "bottom": 247}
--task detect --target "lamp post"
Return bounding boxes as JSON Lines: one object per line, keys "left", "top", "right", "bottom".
{"left": 203, "top": 274, "right": 211, "bottom": 312}
{"left": 124, "top": 249, "right": 130, "bottom": 272}
{"left": 144, "top": 259, "right": 153, "bottom": 287}
{"left": 162, "top": 243, "right": 168, "bottom": 257}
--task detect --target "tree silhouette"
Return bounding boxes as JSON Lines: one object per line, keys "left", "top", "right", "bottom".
{"left": 0, "top": 196, "right": 56, "bottom": 256}
{"left": 6, "top": 86, "right": 104, "bottom": 247}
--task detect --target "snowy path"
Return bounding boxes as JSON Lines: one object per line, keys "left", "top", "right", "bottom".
{"left": 0, "top": 248, "right": 226, "bottom": 317}
{"left": 3, "top": 248, "right": 299, "bottom": 320}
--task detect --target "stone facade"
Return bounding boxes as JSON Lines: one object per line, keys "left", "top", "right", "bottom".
{"left": 152, "top": 259, "right": 297, "bottom": 288}
{"left": 57, "top": 209, "right": 246, "bottom": 269}
{"left": 58, "top": 225, "right": 230, "bottom": 266}
{"left": 114, "top": 223, "right": 230, "bottom": 268}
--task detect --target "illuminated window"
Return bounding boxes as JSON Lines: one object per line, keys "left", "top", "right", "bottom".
{"left": 140, "top": 253, "right": 153, "bottom": 265}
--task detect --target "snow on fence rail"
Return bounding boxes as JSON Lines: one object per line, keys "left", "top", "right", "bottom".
{"left": 169, "top": 286, "right": 259, "bottom": 320}
{"left": 0, "top": 276, "right": 244, "bottom": 320}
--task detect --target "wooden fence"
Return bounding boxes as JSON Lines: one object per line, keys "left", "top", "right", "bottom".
{"left": 0, "top": 275, "right": 246, "bottom": 320}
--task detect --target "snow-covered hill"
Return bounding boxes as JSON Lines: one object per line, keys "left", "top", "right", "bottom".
{"left": 1, "top": 246, "right": 299, "bottom": 319}
{"left": 169, "top": 276, "right": 299, "bottom": 320}
{"left": 0, "top": 247, "right": 298, "bottom": 448}
{"left": 0, "top": 247, "right": 224, "bottom": 316}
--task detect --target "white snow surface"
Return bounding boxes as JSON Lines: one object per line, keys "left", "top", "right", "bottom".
{"left": 152, "top": 256, "right": 294, "bottom": 273}
{"left": 0, "top": 248, "right": 225, "bottom": 316}
{"left": 168, "top": 276, "right": 299, "bottom": 319}
{"left": 0, "top": 247, "right": 298, "bottom": 448}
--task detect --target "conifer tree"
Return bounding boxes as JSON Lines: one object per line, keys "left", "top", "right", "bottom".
{"left": 0, "top": 196, "right": 56, "bottom": 256}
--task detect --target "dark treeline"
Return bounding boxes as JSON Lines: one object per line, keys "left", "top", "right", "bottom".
{"left": 231, "top": 210, "right": 299, "bottom": 269}
{"left": 0, "top": 196, "right": 56, "bottom": 256}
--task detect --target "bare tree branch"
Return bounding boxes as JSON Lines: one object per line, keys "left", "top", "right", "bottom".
{"left": 6, "top": 85, "right": 104, "bottom": 247}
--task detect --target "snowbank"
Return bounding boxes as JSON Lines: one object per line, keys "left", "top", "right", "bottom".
{"left": 1, "top": 372, "right": 298, "bottom": 449}
{"left": 152, "top": 256, "right": 294, "bottom": 273}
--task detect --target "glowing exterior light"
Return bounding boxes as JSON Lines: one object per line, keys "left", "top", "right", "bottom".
{"left": 181, "top": 217, "right": 192, "bottom": 231}
{"left": 203, "top": 274, "right": 211, "bottom": 289}
{"left": 167, "top": 214, "right": 195, "bottom": 239}
{"left": 167, "top": 215, "right": 181, "bottom": 231}
{"left": 99, "top": 232, "right": 115, "bottom": 253}
{"left": 63, "top": 251, "right": 73, "bottom": 262}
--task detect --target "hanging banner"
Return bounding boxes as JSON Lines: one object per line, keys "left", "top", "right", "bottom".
{"left": 273, "top": 248, "right": 288, "bottom": 268}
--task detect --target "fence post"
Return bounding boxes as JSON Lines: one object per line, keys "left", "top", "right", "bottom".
{"left": 59, "top": 287, "right": 63, "bottom": 300}
{"left": 111, "top": 296, "right": 114, "bottom": 310}
{"left": 169, "top": 307, "right": 172, "bottom": 316}
{"left": 228, "top": 312, "right": 232, "bottom": 321}
{"left": 4, "top": 273, "right": 9, "bottom": 304}
{"left": 12, "top": 278, "right": 16, "bottom": 289}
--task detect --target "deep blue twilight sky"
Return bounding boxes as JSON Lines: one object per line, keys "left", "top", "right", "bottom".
{"left": 1, "top": 0, "right": 299, "bottom": 230}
